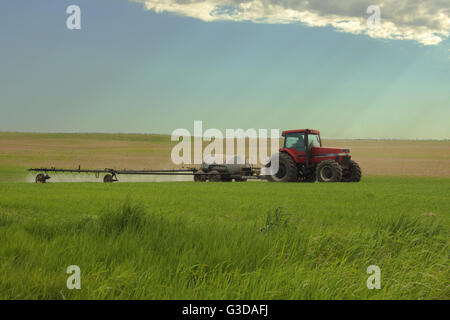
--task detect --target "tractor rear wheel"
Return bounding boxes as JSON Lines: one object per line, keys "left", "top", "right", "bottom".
{"left": 341, "top": 160, "right": 362, "bottom": 182}
{"left": 267, "top": 153, "right": 298, "bottom": 182}
{"left": 208, "top": 170, "right": 221, "bottom": 182}
{"left": 316, "top": 160, "right": 342, "bottom": 182}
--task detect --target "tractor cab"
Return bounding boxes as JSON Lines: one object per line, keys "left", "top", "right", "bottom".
{"left": 281, "top": 129, "right": 351, "bottom": 166}
{"left": 267, "top": 129, "right": 361, "bottom": 183}
{"left": 282, "top": 129, "right": 322, "bottom": 153}
{"left": 281, "top": 129, "right": 324, "bottom": 166}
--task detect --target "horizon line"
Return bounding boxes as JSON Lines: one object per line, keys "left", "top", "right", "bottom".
{"left": 0, "top": 131, "right": 449, "bottom": 141}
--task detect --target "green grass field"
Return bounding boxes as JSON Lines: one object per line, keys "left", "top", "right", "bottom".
{"left": 0, "top": 177, "right": 448, "bottom": 299}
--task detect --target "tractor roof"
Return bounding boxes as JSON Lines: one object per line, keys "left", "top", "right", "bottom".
{"left": 282, "top": 129, "right": 320, "bottom": 136}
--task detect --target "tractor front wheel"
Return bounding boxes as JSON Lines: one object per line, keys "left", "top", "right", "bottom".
{"left": 316, "top": 160, "right": 342, "bottom": 182}
{"left": 341, "top": 160, "right": 362, "bottom": 182}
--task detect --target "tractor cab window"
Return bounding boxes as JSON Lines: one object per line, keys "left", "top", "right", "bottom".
{"left": 308, "top": 134, "right": 321, "bottom": 148}
{"left": 284, "top": 133, "right": 306, "bottom": 152}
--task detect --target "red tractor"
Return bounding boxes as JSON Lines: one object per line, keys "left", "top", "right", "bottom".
{"left": 267, "top": 129, "right": 361, "bottom": 183}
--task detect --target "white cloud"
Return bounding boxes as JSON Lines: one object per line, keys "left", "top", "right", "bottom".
{"left": 133, "top": 0, "right": 450, "bottom": 45}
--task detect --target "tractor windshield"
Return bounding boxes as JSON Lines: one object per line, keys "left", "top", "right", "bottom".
{"left": 284, "top": 132, "right": 306, "bottom": 151}
{"left": 284, "top": 132, "right": 321, "bottom": 152}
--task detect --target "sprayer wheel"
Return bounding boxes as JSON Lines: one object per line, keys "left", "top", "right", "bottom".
{"left": 103, "top": 174, "right": 114, "bottom": 183}
{"left": 194, "top": 170, "right": 207, "bottom": 182}
{"left": 35, "top": 173, "right": 46, "bottom": 184}
{"left": 208, "top": 170, "right": 221, "bottom": 182}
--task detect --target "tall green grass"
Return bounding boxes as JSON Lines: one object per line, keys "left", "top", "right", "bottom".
{"left": 0, "top": 177, "right": 448, "bottom": 299}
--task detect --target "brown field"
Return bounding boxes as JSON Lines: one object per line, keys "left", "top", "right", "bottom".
{"left": 324, "top": 139, "right": 450, "bottom": 178}
{"left": 0, "top": 132, "right": 449, "bottom": 181}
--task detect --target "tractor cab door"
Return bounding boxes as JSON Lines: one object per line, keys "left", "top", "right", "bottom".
{"left": 283, "top": 132, "right": 307, "bottom": 164}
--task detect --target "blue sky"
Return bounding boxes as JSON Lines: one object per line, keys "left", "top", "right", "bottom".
{"left": 0, "top": 0, "right": 449, "bottom": 139}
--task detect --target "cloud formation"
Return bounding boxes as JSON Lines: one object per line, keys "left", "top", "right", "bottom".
{"left": 133, "top": 0, "right": 449, "bottom": 45}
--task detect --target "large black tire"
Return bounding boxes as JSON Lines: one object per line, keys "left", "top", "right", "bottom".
{"left": 316, "top": 160, "right": 343, "bottom": 182}
{"left": 341, "top": 160, "right": 362, "bottom": 182}
{"left": 267, "top": 153, "right": 298, "bottom": 182}
{"left": 208, "top": 170, "right": 221, "bottom": 182}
